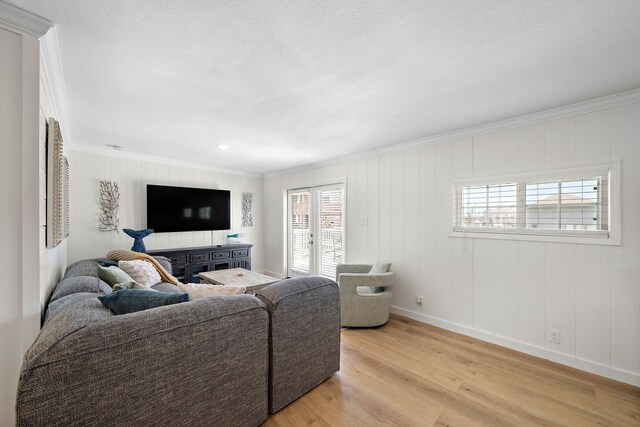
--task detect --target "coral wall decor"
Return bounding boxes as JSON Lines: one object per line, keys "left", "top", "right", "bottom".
{"left": 98, "top": 180, "right": 120, "bottom": 232}
{"left": 241, "top": 192, "right": 253, "bottom": 227}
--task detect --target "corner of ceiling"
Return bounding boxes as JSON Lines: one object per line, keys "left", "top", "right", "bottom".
{"left": 0, "top": 0, "right": 52, "bottom": 37}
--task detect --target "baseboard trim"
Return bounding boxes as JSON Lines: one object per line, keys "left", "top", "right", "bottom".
{"left": 391, "top": 306, "right": 640, "bottom": 387}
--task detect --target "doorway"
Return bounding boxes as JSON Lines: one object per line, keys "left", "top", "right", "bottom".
{"left": 287, "top": 183, "right": 345, "bottom": 279}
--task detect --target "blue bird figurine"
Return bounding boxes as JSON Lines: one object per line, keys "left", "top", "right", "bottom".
{"left": 123, "top": 228, "right": 154, "bottom": 253}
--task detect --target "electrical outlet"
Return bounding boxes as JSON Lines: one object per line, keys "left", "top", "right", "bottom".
{"left": 359, "top": 217, "right": 368, "bottom": 226}
{"left": 416, "top": 296, "right": 423, "bottom": 305}
{"left": 549, "top": 329, "right": 560, "bottom": 344}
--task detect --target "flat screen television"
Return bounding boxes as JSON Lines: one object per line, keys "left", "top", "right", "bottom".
{"left": 147, "top": 185, "right": 231, "bottom": 232}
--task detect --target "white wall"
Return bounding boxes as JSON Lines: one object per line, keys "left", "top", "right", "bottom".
{"left": 67, "top": 151, "right": 264, "bottom": 271}
{"left": 38, "top": 31, "right": 68, "bottom": 318}
{"left": 264, "top": 101, "right": 640, "bottom": 386}
{"left": 0, "top": 22, "right": 42, "bottom": 427}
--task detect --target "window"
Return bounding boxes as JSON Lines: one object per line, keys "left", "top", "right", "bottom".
{"left": 452, "top": 163, "right": 619, "bottom": 244}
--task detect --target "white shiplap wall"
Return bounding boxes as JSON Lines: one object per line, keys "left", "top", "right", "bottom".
{"left": 263, "top": 103, "right": 640, "bottom": 385}
{"left": 67, "top": 152, "right": 264, "bottom": 271}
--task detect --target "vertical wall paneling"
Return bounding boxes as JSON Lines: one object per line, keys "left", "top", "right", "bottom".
{"left": 610, "top": 103, "right": 640, "bottom": 374}
{"left": 494, "top": 240, "right": 519, "bottom": 340}
{"left": 367, "top": 157, "right": 380, "bottom": 264}
{"left": 517, "top": 123, "right": 545, "bottom": 171}
{"left": 390, "top": 152, "right": 406, "bottom": 307}
{"left": 473, "top": 239, "right": 495, "bottom": 333}
{"left": 493, "top": 129, "right": 518, "bottom": 173}
{"left": 472, "top": 133, "right": 494, "bottom": 176}
{"left": 378, "top": 155, "right": 393, "bottom": 265}
{"left": 544, "top": 117, "right": 576, "bottom": 167}
{"left": 545, "top": 243, "right": 577, "bottom": 356}
{"left": 575, "top": 244, "right": 611, "bottom": 365}
{"left": 404, "top": 148, "right": 420, "bottom": 309}
{"left": 434, "top": 143, "right": 453, "bottom": 320}
{"left": 346, "top": 161, "right": 358, "bottom": 263}
{"left": 575, "top": 110, "right": 611, "bottom": 163}
{"left": 357, "top": 159, "right": 368, "bottom": 263}
{"left": 419, "top": 147, "right": 436, "bottom": 315}
{"left": 517, "top": 241, "right": 546, "bottom": 347}
{"left": 452, "top": 138, "right": 473, "bottom": 325}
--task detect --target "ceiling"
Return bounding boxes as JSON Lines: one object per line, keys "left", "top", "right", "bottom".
{"left": 11, "top": 0, "right": 640, "bottom": 175}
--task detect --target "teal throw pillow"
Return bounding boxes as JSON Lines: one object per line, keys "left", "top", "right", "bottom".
{"left": 98, "top": 289, "right": 189, "bottom": 315}
{"left": 98, "top": 266, "right": 135, "bottom": 288}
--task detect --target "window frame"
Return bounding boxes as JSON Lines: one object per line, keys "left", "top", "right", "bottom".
{"left": 449, "top": 161, "right": 621, "bottom": 245}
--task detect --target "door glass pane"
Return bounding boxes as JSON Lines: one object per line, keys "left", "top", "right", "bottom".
{"left": 317, "top": 188, "right": 343, "bottom": 279}
{"left": 289, "top": 192, "right": 310, "bottom": 274}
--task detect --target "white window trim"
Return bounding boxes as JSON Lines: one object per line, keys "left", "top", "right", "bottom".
{"left": 449, "top": 161, "right": 621, "bottom": 246}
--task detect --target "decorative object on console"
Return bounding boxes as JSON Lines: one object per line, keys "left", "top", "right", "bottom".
{"left": 226, "top": 232, "right": 244, "bottom": 243}
{"left": 98, "top": 180, "right": 120, "bottom": 232}
{"left": 46, "top": 117, "right": 70, "bottom": 248}
{"left": 242, "top": 192, "right": 253, "bottom": 227}
{"left": 123, "top": 228, "right": 154, "bottom": 252}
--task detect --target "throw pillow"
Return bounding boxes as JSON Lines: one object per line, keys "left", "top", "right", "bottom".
{"left": 98, "top": 265, "right": 135, "bottom": 288}
{"left": 369, "top": 262, "right": 391, "bottom": 293}
{"left": 369, "top": 263, "right": 391, "bottom": 273}
{"left": 98, "top": 289, "right": 189, "bottom": 315}
{"left": 118, "top": 260, "right": 162, "bottom": 287}
{"left": 178, "top": 282, "right": 245, "bottom": 300}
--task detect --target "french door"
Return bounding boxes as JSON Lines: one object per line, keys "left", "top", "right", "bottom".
{"left": 287, "top": 183, "right": 344, "bottom": 279}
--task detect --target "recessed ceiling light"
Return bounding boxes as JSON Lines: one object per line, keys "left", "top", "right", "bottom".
{"left": 217, "top": 144, "right": 229, "bottom": 150}
{"left": 106, "top": 144, "right": 123, "bottom": 150}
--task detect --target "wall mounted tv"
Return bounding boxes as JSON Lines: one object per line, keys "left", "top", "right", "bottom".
{"left": 146, "top": 185, "right": 231, "bottom": 232}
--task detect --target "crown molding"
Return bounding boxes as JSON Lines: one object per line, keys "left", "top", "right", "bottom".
{"left": 0, "top": 1, "right": 52, "bottom": 37}
{"left": 69, "top": 145, "right": 263, "bottom": 179}
{"left": 40, "top": 27, "right": 73, "bottom": 145}
{"left": 265, "top": 88, "right": 640, "bottom": 178}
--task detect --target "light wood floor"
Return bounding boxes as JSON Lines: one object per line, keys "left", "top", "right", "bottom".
{"left": 263, "top": 314, "right": 640, "bottom": 426}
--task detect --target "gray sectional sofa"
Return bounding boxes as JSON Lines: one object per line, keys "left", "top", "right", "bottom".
{"left": 16, "top": 258, "right": 340, "bottom": 426}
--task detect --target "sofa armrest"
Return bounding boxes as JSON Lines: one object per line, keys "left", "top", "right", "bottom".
{"left": 18, "top": 295, "right": 269, "bottom": 426}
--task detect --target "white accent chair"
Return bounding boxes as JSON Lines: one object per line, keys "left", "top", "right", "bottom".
{"left": 336, "top": 263, "right": 394, "bottom": 327}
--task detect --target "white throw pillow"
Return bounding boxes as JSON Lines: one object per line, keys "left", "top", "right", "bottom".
{"left": 118, "top": 260, "right": 162, "bottom": 287}
{"left": 178, "top": 282, "right": 245, "bottom": 300}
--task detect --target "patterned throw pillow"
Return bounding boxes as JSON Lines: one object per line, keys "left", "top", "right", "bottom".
{"left": 118, "top": 260, "right": 162, "bottom": 287}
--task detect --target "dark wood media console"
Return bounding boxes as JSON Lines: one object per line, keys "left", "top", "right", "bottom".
{"left": 147, "top": 244, "right": 253, "bottom": 283}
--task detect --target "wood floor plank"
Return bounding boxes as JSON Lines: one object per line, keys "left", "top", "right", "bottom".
{"left": 263, "top": 314, "right": 640, "bottom": 426}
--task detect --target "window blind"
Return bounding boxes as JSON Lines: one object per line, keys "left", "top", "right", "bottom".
{"left": 454, "top": 171, "right": 609, "bottom": 238}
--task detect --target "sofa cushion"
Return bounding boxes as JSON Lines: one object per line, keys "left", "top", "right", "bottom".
{"left": 118, "top": 260, "right": 162, "bottom": 287}
{"left": 49, "top": 275, "right": 112, "bottom": 304}
{"left": 98, "top": 289, "right": 189, "bottom": 315}
{"left": 63, "top": 259, "right": 101, "bottom": 279}
{"left": 43, "top": 292, "right": 111, "bottom": 327}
